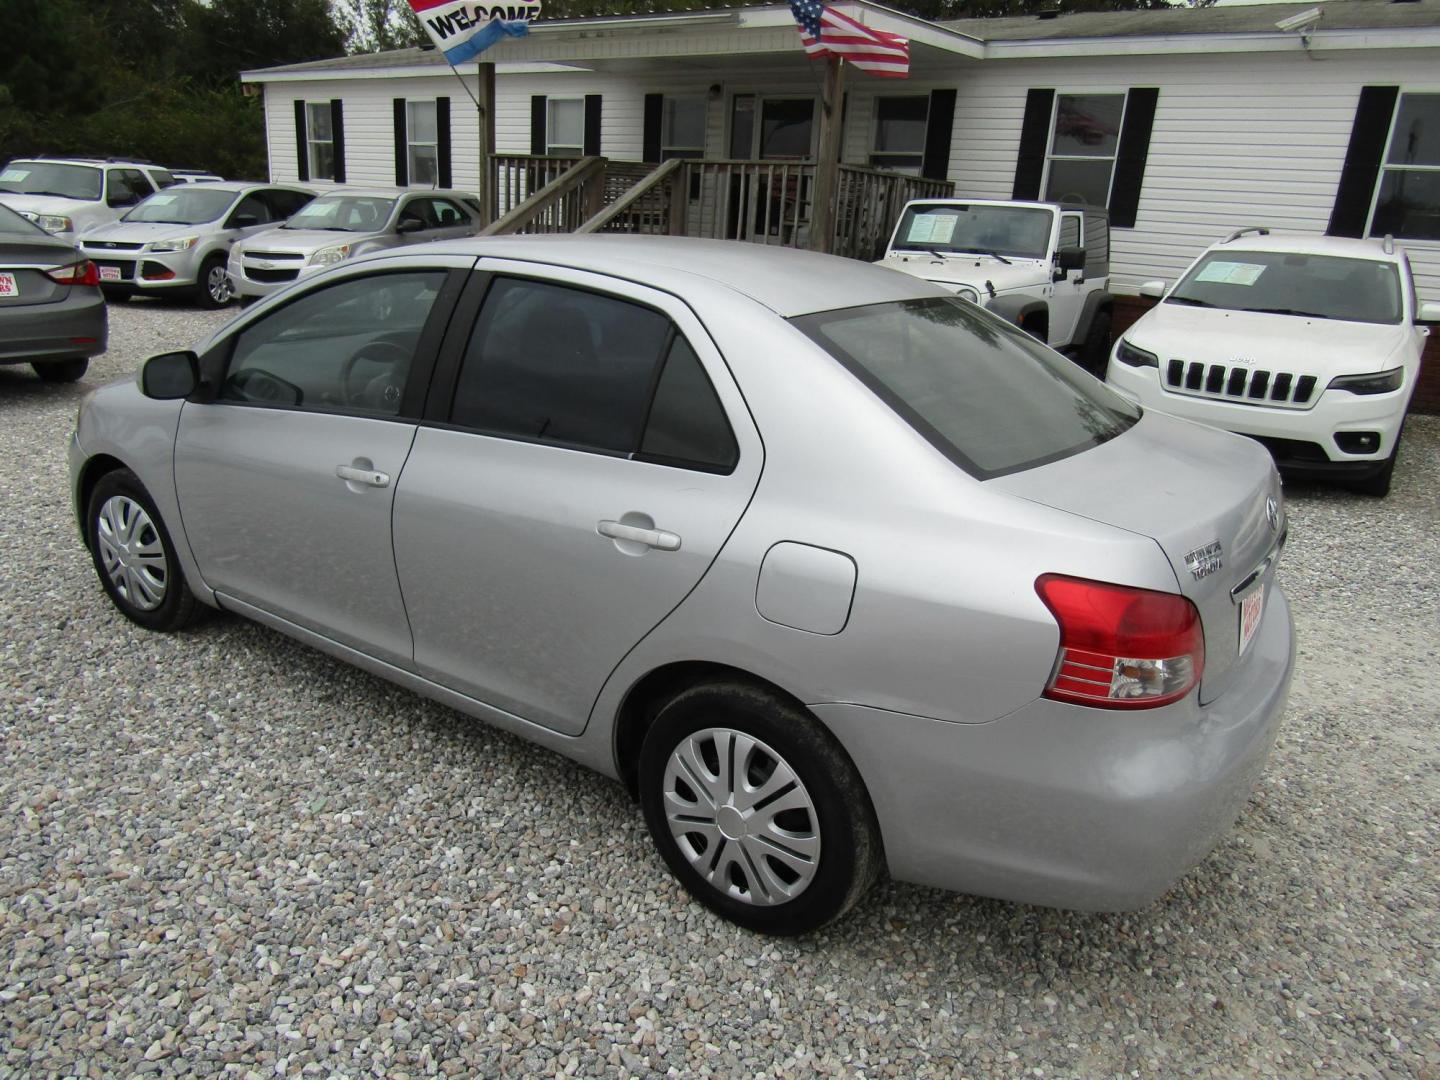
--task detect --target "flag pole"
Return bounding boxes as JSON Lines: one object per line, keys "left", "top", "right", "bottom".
{"left": 808, "top": 55, "right": 845, "bottom": 254}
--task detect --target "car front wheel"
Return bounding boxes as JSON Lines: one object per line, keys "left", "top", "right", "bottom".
{"left": 639, "top": 683, "right": 881, "bottom": 935}
{"left": 195, "top": 254, "right": 234, "bottom": 309}
{"left": 86, "top": 469, "right": 200, "bottom": 632}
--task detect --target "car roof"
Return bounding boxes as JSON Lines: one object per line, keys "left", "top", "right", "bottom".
{"left": 309, "top": 187, "right": 472, "bottom": 199}
{"left": 1209, "top": 231, "right": 1399, "bottom": 262}
{"left": 390, "top": 234, "right": 941, "bottom": 317}
{"left": 903, "top": 198, "right": 1104, "bottom": 215}
{"left": 11, "top": 158, "right": 160, "bottom": 169}
{"left": 161, "top": 181, "right": 302, "bottom": 195}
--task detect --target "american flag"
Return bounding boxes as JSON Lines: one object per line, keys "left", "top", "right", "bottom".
{"left": 788, "top": 0, "right": 910, "bottom": 78}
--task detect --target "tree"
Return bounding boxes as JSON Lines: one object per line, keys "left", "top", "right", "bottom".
{"left": 336, "top": 0, "right": 428, "bottom": 53}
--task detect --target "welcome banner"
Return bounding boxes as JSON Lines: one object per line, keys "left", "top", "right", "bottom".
{"left": 408, "top": 0, "right": 542, "bottom": 64}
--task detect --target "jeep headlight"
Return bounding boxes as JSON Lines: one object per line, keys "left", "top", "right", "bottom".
{"left": 148, "top": 236, "right": 199, "bottom": 253}
{"left": 36, "top": 214, "right": 73, "bottom": 234}
{"left": 310, "top": 244, "right": 351, "bottom": 267}
{"left": 1327, "top": 368, "right": 1403, "bottom": 395}
{"left": 954, "top": 286, "right": 980, "bottom": 304}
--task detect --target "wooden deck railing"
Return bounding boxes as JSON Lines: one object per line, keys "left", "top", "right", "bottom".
{"left": 480, "top": 157, "right": 608, "bottom": 237}
{"left": 578, "top": 159, "right": 686, "bottom": 237}
{"left": 833, "top": 166, "right": 953, "bottom": 260}
{"left": 489, "top": 154, "right": 581, "bottom": 220}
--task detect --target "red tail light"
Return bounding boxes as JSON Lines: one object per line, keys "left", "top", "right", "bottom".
{"left": 1035, "top": 574, "right": 1204, "bottom": 709}
{"left": 45, "top": 260, "right": 100, "bottom": 287}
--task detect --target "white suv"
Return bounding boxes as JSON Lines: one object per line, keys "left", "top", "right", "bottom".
{"left": 1106, "top": 230, "right": 1438, "bottom": 496}
{"left": 0, "top": 158, "right": 177, "bottom": 241}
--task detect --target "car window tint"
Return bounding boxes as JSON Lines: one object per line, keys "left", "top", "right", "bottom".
{"left": 639, "top": 336, "right": 738, "bottom": 472}
{"left": 222, "top": 271, "right": 445, "bottom": 416}
{"left": 266, "top": 189, "right": 313, "bottom": 219}
{"left": 230, "top": 193, "right": 269, "bottom": 224}
{"left": 428, "top": 197, "right": 469, "bottom": 227}
{"left": 451, "top": 277, "right": 672, "bottom": 454}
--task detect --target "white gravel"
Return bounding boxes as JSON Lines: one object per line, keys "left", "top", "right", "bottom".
{"left": 2, "top": 296, "right": 1437, "bottom": 1078}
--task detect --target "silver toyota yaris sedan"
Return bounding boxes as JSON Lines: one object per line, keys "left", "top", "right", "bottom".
{"left": 69, "top": 236, "right": 1294, "bottom": 935}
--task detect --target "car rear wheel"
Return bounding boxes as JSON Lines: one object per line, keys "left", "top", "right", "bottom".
{"left": 195, "top": 255, "right": 233, "bottom": 309}
{"left": 33, "top": 358, "right": 88, "bottom": 383}
{"left": 639, "top": 683, "right": 881, "bottom": 935}
{"left": 87, "top": 469, "right": 200, "bottom": 632}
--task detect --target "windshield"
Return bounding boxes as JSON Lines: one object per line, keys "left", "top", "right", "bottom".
{"left": 1168, "top": 250, "right": 1403, "bottom": 324}
{"left": 285, "top": 196, "right": 395, "bottom": 232}
{"left": 891, "top": 204, "right": 1053, "bottom": 260}
{"left": 794, "top": 297, "right": 1139, "bottom": 479}
{"left": 0, "top": 202, "right": 44, "bottom": 236}
{"left": 123, "top": 187, "right": 238, "bottom": 225}
{"left": 0, "top": 161, "right": 103, "bottom": 201}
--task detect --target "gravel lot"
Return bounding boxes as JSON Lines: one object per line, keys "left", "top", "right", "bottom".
{"left": 2, "top": 298, "right": 1438, "bottom": 1079}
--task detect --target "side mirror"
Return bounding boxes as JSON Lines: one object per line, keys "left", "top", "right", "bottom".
{"left": 139, "top": 350, "right": 199, "bottom": 400}
{"left": 230, "top": 213, "right": 261, "bottom": 229}
{"left": 1417, "top": 301, "right": 1440, "bottom": 324}
{"left": 1138, "top": 280, "right": 1168, "bottom": 299}
{"left": 1055, "top": 246, "right": 1085, "bottom": 274}
{"left": 395, "top": 217, "right": 426, "bottom": 235}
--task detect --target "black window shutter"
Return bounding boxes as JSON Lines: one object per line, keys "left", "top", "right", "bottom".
{"left": 530, "top": 95, "right": 547, "bottom": 155}
{"left": 642, "top": 93, "right": 663, "bottom": 163}
{"left": 294, "top": 100, "right": 309, "bottom": 182}
{"left": 330, "top": 99, "right": 346, "bottom": 183}
{"left": 1328, "top": 85, "right": 1399, "bottom": 238}
{"left": 922, "top": 89, "right": 957, "bottom": 181}
{"left": 393, "top": 99, "right": 408, "bottom": 187}
{"left": 1012, "top": 88, "right": 1054, "bottom": 200}
{"left": 584, "top": 95, "right": 602, "bottom": 156}
{"left": 437, "top": 97, "right": 452, "bottom": 188}
{"left": 1109, "top": 87, "right": 1158, "bottom": 228}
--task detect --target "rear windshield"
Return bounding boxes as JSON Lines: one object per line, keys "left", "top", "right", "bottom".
{"left": 124, "top": 186, "right": 238, "bottom": 224}
{"left": 283, "top": 196, "right": 395, "bottom": 232}
{"left": 794, "top": 297, "right": 1139, "bottom": 480}
{"left": 0, "top": 161, "right": 103, "bottom": 201}
{"left": 1167, "top": 250, "right": 1403, "bottom": 325}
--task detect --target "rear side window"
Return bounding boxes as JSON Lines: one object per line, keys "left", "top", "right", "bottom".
{"left": 452, "top": 278, "right": 672, "bottom": 454}
{"left": 794, "top": 297, "right": 1138, "bottom": 479}
{"left": 639, "top": 337, "right": 738, "bottom": 472}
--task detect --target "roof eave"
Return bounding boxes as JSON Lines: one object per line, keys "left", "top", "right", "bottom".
{"left": 980, "top": 24, "right": 1440, "bottom": 58}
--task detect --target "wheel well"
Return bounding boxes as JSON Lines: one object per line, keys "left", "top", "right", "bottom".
{"left": 1020, "top": 311, "right": 1048, "bottom": 340}
{"left": 76, "top": 454, "right": 127, "bottom": 539}
{"left": 612, "top": 661, "right": 810, "bottom": 796}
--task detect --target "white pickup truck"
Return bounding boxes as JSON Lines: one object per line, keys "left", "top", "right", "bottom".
{"left": 878, "top": 198, "right": 1115, "bottom": 372}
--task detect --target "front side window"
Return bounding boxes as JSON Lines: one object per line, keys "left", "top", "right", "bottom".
{"left": 108, "top": 169, "right": 154, "bottom": 208}
{"left": 0, "top": 161, "right": 102, "bottom": 200}
{"left": 407, "top": 100, "right": 440, "bottom": 186}
{"left": 124, "top": 186, "right": 237, "bottom": 225}
{"left": 548, "top": 99, "right": 584, "bottom": 156}
{"left": 306, "top": 102, "right": 336, "bottom": 181}
{"left": 265, "top": 188, "right": 314, "bottom": 219}
{"left": 1166, "top": 250, "right": 1403, "bottom": 325}
{"left": 1043, "top": 93, "right": 1125, "bottom": 208}
{"left": 453, "top": 277, "right": 687, "bottom": 458}
{"left": 283, "top": 195, "right": 394, "bottom": 233}
{"left": 870, "top": 96, "right": 928, "bottom": 173}
{"left": 794, "top": 297, "right": 1138, "bottom": 479}
{"left": 891, "top": 203, "right": 1054, "bottom": 260}
{"left": 662, "top": 97, "right": 706, "bottom": 160}
{"left": 1371, "top": 92, "right": 1440, "bottom": 241}
{"left": 221, "top": 271, "right": 445, "bottom": 415}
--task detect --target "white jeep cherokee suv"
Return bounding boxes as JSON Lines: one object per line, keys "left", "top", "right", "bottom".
{"left": 1106, "top": 230, "right": 1438, "bottom": 496}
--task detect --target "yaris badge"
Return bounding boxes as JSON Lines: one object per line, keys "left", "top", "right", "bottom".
{"left": 1184, "top": 540, "right": 1223, "bottom": 580}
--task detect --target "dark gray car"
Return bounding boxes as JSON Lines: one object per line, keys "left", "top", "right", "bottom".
{"left": 0, "top": 202, "right": 106, "bottom": 383}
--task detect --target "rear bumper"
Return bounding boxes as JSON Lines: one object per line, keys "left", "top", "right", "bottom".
{"left": 812, "top": 586, "right": 1294, "bottom": 911}
{"left": 0, "top": 288, "right": 108, "bottom": 363}
{"left": 1107, "top": 360, "right": 1409, "bottom": 470}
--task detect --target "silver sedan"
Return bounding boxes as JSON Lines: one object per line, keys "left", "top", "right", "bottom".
{"left": 68, "top": 236, "right": 1294, "bottom": 935}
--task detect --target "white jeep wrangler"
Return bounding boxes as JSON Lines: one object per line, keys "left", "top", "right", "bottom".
{"left": 878, "top": 198, "right": 1115, "bottom": 371}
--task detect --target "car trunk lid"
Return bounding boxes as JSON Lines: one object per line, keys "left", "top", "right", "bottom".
{"left": 991, "top": 409, "right": 1285, "bottom": 704}
{"left": 0, "top": 239, "right": 81, "bottom": 307}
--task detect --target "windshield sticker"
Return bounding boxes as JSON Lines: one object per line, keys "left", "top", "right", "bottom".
{"left": 148, "top": 194, "right": 177, "bottom": 205}
{"left": 1196, "top": 260, "right": 1266, "bottom": 286}
{"left": 0, "top": 168, "right": 30, "bottom": 182}
{"left": 303, "top": 202, "right": 339, "bottom": 216}
{"left": 907, "top": 214, "right": 957, "bottom": 245}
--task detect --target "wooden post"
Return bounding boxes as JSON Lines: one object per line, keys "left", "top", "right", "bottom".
{"left": 476, "top": 61, "right": 497, "bottom": 226}
{"left": 808, "top": 56, "right": 845, "bottom": 254}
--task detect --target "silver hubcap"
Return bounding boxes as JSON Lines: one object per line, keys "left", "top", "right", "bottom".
{"left": 208, "top": 265, "right": 233, "bottom": 303}
{"left": 96, "top": 496, "right": 167, "bottom": 611}
{"left": 662, "top": 728, "right": 821, "bottom": 906}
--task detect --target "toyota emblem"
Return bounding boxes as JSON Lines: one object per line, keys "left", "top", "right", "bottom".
{"left": 1265, "top": 496, "right": 1280, "bottom": 533}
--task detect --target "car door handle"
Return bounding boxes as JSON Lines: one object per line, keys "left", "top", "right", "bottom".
{"left": 336, "top": 464, "right": 390, "bottom": 488}
{"left": 597, "top": 520, "right": 681, "bottom": 551}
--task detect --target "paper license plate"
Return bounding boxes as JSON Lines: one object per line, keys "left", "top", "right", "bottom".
{"left": 98, "top": 265, "right": 122, "bottom": 282}
{"left": 0, "top": 272, "right": 17, "bottom": 297}
{"left": 1239, "top": 583, "right": 1265, "bottom": 655}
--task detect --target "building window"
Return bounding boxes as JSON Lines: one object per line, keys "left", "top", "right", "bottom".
{"left": 306, "top": 102, "right": 336, "bottom": 181}
{"left": 547, "top": 99, "right": 584, "bottom": 156}
{"left": 662, "top": 97, "right": 706, "bottom": 160}
{"left": 407, "top": 100, "right": 439, "bottom": 186}
{"left": 870, "top": 96, "right": 928, "bottom": 174}
{"left": 1043, "top": 93, "right": 1125, "bottom": 207}
{"left": 1371, "top": 93, "right": 1440, "bottom": 242}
